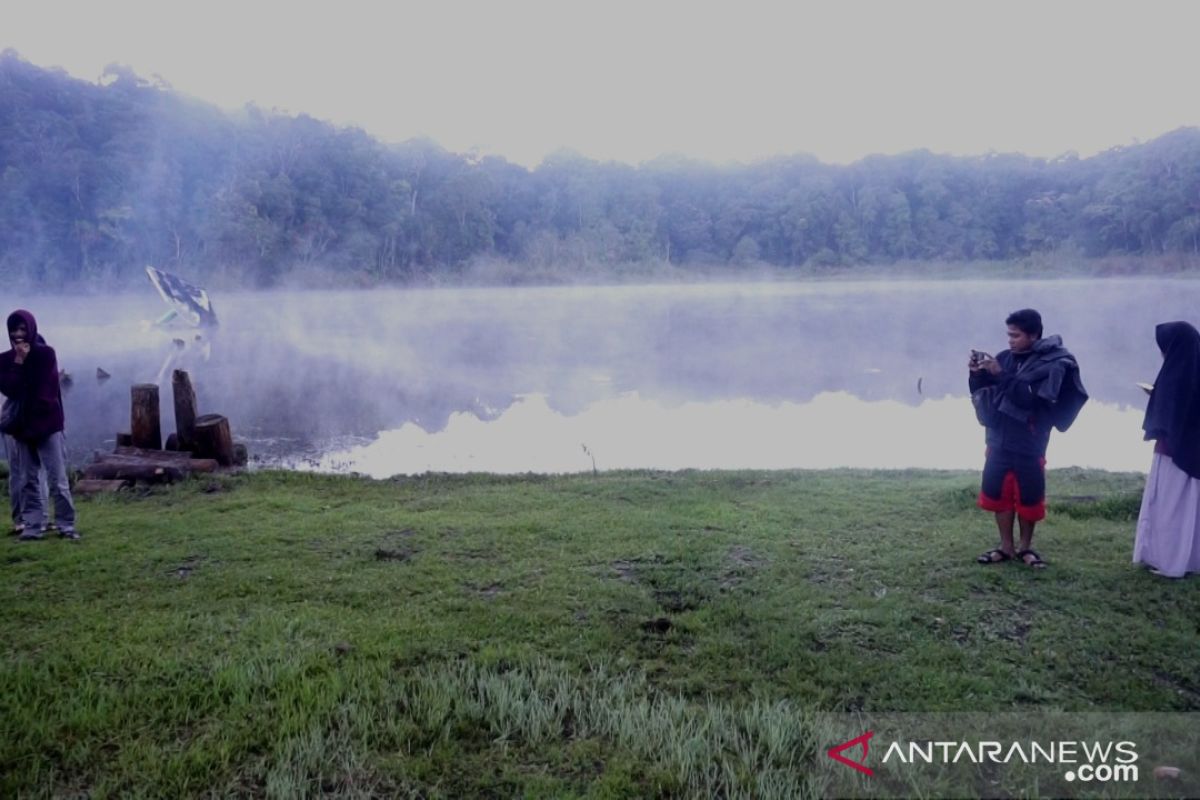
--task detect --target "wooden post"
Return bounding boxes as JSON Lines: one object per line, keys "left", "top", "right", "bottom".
{"left": 131, "top": 384, "right": 162, "bottom": 450}
{"left": 172, "top": 369, "right": 198, "bottom": 453}
{"left": 194, "top": 414, "right": 234, "bottom": 466}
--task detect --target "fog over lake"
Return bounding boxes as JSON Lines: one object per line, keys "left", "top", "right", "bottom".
{"left": 11, "top": 278, "right": 1188, "bottom": 476}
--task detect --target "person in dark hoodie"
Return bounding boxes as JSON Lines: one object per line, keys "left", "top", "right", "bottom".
{"left": 0, "top": 310, "right": 77, "bottom": 540}
{"left": 1134, "top": 321, "right": 1200, "bottom": 578}
{"left": 2, "top": 329, "right": 48, "bottom": 535}
{"left": 969, "top": 308, "right": 1087, "bottom": 569}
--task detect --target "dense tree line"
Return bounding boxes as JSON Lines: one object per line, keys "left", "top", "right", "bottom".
{"left": 3, "top": 51, "right": 1200, "bottom": 288}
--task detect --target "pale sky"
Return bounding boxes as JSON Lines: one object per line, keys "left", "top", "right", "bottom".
{"left": 5, "top": 0, "right": 1199, "bottom": 168}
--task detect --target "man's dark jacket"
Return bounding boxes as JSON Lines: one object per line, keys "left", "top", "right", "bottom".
{"left": 968, "top": 335, "right": 1088, "bottom": 457}
{"left": 0, "top": 310, "right": 65, "bottom": 443}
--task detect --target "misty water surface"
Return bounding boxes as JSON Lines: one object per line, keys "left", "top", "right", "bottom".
{"left": 9, "top": 278, "right": 1187, "bottom": 476}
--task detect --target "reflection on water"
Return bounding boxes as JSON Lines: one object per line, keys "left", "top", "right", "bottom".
{"left": 4, "top": 278, "right": 1185, "bottom": 473}
{"left": 304, "top": 392, "right": 1150, "bottom": 477}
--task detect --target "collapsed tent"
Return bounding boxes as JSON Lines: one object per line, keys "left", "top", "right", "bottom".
{"left": 146, "top": 266, "right": 218, "bottom": 328}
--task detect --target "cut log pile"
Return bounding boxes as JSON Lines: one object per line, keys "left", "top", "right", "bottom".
{"left": 80, "top": 370, "right": 248, "bottom": 491}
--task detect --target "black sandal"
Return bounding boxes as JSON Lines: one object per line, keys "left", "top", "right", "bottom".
{"left": 1016, "top": 549, "right": 1047, "bottom": 569}
{"left": 977, "top": 548, "right": 1013, "bottom": 564}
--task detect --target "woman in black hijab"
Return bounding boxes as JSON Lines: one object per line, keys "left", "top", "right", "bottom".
{"left": 1134, "top": 321, "right": 1200, "bottom": 577}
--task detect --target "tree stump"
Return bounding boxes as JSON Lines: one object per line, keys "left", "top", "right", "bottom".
{"left": 172, "top": 370, "right": 198, "bottom": 452}
{"left": 194, "top": 414, "right": 234, "bottom": 466}
{"left": 131, "top": 384, "right": 162, "bottom": 450}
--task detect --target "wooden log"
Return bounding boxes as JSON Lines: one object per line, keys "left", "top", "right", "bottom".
{"left": 74, "top": 479, "right": 132, "bottom": 494}
{"left": 194, "top": 414, "right": 234, "bottom": 466}
{"left": 82, "top": 462, "right": 184, "bottom": 483}
{"left": 131, "top": 384, "right": 162, "bottom": 450}
{"left": 96, "top": 452, "right": 218, "bottom": 474}
{"left": 114, "top": 446, "right": 194, "bottom": 463}
{"left": 116, "top": 432, "right": 133, "bottom": 447}
{"left": 172, "top": 370, "right": 198, "bottom": 452}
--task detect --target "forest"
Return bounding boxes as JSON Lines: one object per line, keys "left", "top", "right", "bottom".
{"left": 3, "top": 50, "right": 1200, "bottom": 288}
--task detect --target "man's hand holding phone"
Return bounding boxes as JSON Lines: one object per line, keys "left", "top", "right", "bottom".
{"left": 969, "top": 349, "right": 1001, "bottom": 375}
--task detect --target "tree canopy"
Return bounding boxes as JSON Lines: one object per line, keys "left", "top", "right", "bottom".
{"left": 3, "top": 51, "right": 1199, "bottom": 288}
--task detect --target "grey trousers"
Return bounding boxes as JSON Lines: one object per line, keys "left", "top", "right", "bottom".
{"left": 17, "top": 431, "right": 75, "bottom": 532}
{"left": 4, "top": 433, "right": 48, "bottom": 528}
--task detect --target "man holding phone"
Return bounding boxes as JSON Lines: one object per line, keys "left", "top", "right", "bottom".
{"left": 969, "top": 308, "right": 1087, "bottom": 569}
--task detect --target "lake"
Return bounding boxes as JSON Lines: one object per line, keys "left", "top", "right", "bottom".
{"left": 7, "top": 278, "right": 1187, "bottom": 476}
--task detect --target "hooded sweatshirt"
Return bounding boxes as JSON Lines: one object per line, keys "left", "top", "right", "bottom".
{"left": 968, "top": 334, "right": 1089, "bottom": 457}
{"left": 0, "top": 310, "right": 65, "bottom": 442}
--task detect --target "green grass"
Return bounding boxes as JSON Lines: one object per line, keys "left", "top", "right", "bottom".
{"left": 1, "top": 467, "right": 1197, "bottom": 797}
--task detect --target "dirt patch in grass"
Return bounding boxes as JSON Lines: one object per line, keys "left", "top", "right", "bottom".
{"left": 805, "top": 555, "right": 856, "bottom": 587}
{"left": 997, "top": 618, "right": 1032, "bottom": 645}
{"left": 947, "top": 606, "right": 1034, "bottom": 647}
{"left": 653, "top": 589, "right": 698, "bottom": 613}
{"left": 725, "top": 545, "right": 763, "bottom": 567}
{"left": 1151, "top": 670, "right": 1200, "bottom": 704}
{"left": 646, "top": 570, "right": 710, "bottom": 613}
{"left": 469, "top": 582, "right": 504, "bottom": 600}
{"left": 610, "top": 554, "right": 667, "bottom": 583}
{"left": 641, "top": 617, "right": 673, "bottom": 634}
{"left": 987, "top": 604, "right": 1035, "bottom": 645}
{"left": 374, "top": 547, "right": 415, "bottom": 562}
{"left": 375, "top": 528, "right": 419, "bottom": 562}
{"left": 718, "top": 544, "right": 767, "bottom": 590}
{"left": 168, "top": 554, "right": 205, "bottom": 579}
{"left": 447, "top": 547, "right": 494, "bottom": 564}
{"left": 609, "top": 554, "right": 718, "bottom": 612}
{"left": 611, "top": 561, "right": 637, "bottom": 582}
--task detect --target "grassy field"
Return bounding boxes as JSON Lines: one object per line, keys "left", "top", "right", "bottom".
{"left": 1, "top": 467, "right": 1197, "bottom": 797}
